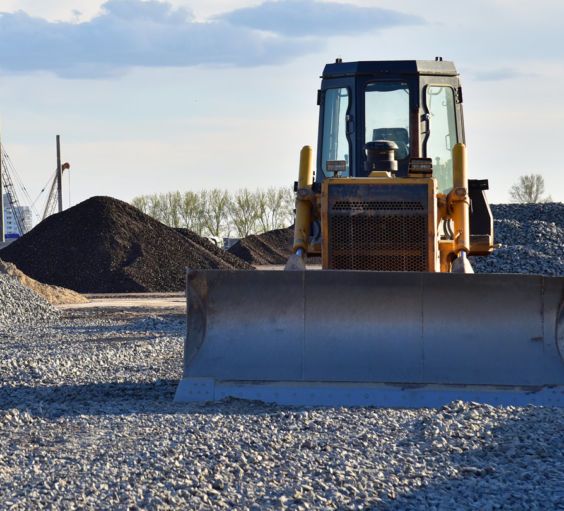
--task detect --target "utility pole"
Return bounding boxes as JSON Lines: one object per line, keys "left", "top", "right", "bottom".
{"left": 0, "top": 123, "right": 4, "bottom": 243}
{"left": 56, "top": 135, "right": 63, "bottom": 213}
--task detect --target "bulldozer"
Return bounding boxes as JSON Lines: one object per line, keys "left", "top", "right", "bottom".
{"left": 175, "top": 58, "right": 564, "bottom": 407}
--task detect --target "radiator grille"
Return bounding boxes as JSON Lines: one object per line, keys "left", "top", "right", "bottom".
{"left": 327, "top": 184, "right": 429, "bottom": 271}
{"left": 333, "top": 200, "right": 424, "bottom": 211}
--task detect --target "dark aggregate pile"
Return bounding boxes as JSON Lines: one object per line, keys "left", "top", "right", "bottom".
{"left": 228, "top": 227, "right": 294, "bottom": 265}
{"left": 175, "top": 228, "right": 249, "bottom": 269}
{"left": 471, "top": 202, "right": 564, "bottom": 276}
{"left": 0, "top": 199, "right": 559, "bottom": 293}
{"left": 0, "top": 196, "right": 252, "bottom": 293}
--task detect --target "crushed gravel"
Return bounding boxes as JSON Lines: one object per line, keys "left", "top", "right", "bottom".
{"left": 471, "top": 202, "right": 564, "bottom": 276}
{"left": 0, "top": 259, "right": 87, "bottom": 305}
{"left": 1, "top": 301, "right": 563, "bottom": 510}
{"left": 0, "top": 272, "right": 60, "bottom": 328}
{"left": 1, "top": 202, "right": 563, "bottom": 509}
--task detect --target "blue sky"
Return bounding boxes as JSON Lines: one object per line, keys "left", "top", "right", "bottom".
{"left": 1, "top": 0, "right": 563, "bottom": 222}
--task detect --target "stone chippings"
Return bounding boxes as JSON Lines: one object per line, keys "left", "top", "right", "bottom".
{"left": 471, "top": 202, "right": 564, "bottom": 276}
{"left": 1, "top": 309, "right": 564, "bottom": 509}
{"left": 0, "top": 271, "right": 60, "bottom": 327}
{"left": 0, "top": 201, "right": 563, "bottom": 509}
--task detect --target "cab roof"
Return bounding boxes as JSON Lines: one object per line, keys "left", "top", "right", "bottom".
{"left": 322, "top": 59, "right": 458, "bottom": 78}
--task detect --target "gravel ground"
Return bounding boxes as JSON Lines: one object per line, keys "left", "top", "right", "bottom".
{"left": 1, "top": 202, "right": 563, "bottom": 509}
{"left": 471, "top": 203, "right": 564, "bottom": 275}
{"left": 1, "top": 304, "right": 564, "bottom": 510}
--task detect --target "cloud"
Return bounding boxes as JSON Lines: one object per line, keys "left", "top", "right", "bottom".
{"left": 0, "top": 0, "right": 314, "bottom": 78}
{"left": 0, "top": 0, "right": 419, "bottom": 79}
{"left": 217, "top": 0, "right": 422, "bottom": 37}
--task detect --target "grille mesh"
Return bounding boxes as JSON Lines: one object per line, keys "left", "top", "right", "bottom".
{"left": 333, "top": 201, "right": 424, "bottom": 211}
{"left": 328, "top": 185, "right": 429, "bottom": 271}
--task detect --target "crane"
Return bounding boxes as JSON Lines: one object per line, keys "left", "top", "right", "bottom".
{"left": 0, "top": 146, "right": 31, "bottom": 236}
{"left": 41, "top": 162, "right": 70, "bottom": 221}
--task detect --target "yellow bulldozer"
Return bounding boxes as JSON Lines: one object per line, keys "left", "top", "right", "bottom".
{"left": 175, "top": 59, "right": 564, "bottom": 407}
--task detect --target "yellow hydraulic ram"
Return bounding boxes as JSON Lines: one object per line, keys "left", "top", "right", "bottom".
{"left": 448, "top": 142, "right": 473, "bottom": 273}
{"left": 285, "top": 145, "right": 313, "bottom": 270}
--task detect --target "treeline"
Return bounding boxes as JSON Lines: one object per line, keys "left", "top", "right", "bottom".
{"left": 131, "top": 187, "right": 295, "bottom": 238}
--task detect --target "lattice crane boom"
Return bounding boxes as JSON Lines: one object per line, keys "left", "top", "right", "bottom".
{"left": 0, "top": 147, "right": 28, "bottom": 235}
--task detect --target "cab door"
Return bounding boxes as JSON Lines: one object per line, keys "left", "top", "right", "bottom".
{"left": 423, "top": 84, "right": 461, "bottom": 194}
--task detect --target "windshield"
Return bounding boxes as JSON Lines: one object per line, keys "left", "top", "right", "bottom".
{"left": 425, "top": 85, "right": 458, "bottom": 193}
{"left": 365, "top": 82, "right": 410, "bottom": 161}
{"left": 321, "top": 87, "right": 350, "bottom": 177}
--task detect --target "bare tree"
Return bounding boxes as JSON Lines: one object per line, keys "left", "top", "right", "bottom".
{"left": 256, "top": 187, "right": 295, "bottom": 233}
{"left": 180, "top": 191, "right": 206, "bottom": 235}
{"left": 277, "top": 187, "right": 295, "bottom": 228}
{"left": 130, "top": 195, "right": 150, "bottom": 214}
{"left": 130, "top": 193, "right": 177, "bottom": 225}
{"left": 203, "top": 189, "right": 231, "bottom": 237}
{"left": 230, "top": 189, "right": 259, "bottom": 237}
{"left": 509, "top": 174, "right": 552, "bottom": 203}
{"left": 146, "top": 194, "right": 166, "bottom": 224}
{"left": 164, "top": 191, "right": 182, "bottom": 228}
{"left": 131, "top": 186, "right": 295, "bottom": 237}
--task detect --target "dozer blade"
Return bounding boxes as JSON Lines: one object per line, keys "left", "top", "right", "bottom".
{"left": 174, "top": 270, "right": 564, "bottom": 407}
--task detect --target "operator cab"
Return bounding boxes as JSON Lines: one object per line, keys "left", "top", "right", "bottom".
{"left": 317, "top": 58, "right": 464, "bottom": 195}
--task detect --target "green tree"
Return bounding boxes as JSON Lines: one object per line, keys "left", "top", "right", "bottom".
{"left": 230, "top": 188, "right": 259, "bottom": 237}
{"left": 130, "top": 195, "right": 150, "bottom": 214}
{"left": 147, "top": 194, "right": 167, "bottom": 223}
{"left": 202, "top": 189, "right": 231, "bottom": 237}
{"left": 131, "top": 186, "right": 295, "bottom": 237}
{"left": 509, "top": 174, "right": 552, "bottom": 203}
{"left": 180, "top": 191, "right": 206, "bottom": 235}
{"left": 256, "top": 187, "right": 294, "bottom": 233}
{"left": 163, "top": 191, "right": 182, "bottom": 228}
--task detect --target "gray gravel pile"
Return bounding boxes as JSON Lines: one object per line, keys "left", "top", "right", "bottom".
{"left": 1, "top": 308, "right": 564, "bottom": 509}
{"left": 0, "top": 270, "right": 60, "bottom": 329}
{"left": 472, "top": 202, "right": 564, "bottom": 275}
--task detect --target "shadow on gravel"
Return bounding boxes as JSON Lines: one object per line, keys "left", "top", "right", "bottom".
{"left": 0, "top": 380, "right": 179, "bottom": 418}
{"left": 48, "top": 316, "right": 185, "bottom": 336}
{"left": 376, "top": 405, "right": 564, "bottom": 510}
{"left": 0, "top": 381, "right": 282, "bottom": 418}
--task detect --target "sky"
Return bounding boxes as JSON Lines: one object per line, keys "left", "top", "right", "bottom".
{"left": 0, "top": 0, "right": 563, "bottom": 224}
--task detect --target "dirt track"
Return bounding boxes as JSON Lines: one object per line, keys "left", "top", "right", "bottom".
{"left": 59, "top": 292, "right": 186, "bottom": 320}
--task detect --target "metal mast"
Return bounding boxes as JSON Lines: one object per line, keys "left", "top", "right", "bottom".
{"left": 56, "top": 135, "right": 63, "bottom": 213}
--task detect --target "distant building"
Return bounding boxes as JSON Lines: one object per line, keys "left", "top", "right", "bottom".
{"left": 2, "top": 193, "right": 32, "bottom": 236}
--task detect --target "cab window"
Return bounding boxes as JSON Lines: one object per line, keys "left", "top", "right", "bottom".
{"left": 425, "top": 86, "right": 458, "bottom": 193}
{"left": 365, "top": 82, "right": 410, "bottom": 161}
{"left": 321, "top": 87, "right": 350, "bottom": 177}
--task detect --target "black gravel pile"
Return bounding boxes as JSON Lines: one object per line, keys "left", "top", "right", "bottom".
{"left": 471, "top": 202, "right": 564, "bottom": 276}
{"left": 0, "top": 196, "right": 252, "bottom": 293}
{"left": 228, "top": 227, "right": 294, "bottom": 265}
{"left": 175, "top": 228, "right": 250, "bottom": 269}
